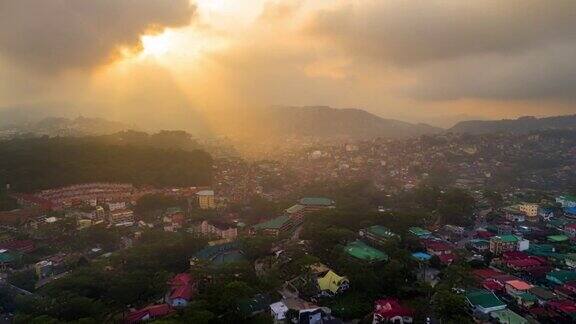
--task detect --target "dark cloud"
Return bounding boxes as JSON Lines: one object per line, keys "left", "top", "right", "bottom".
{"left": 0, "top": 0, "right": 195, "bottom": 73}
{"left": 409, "top": 44, "right": 576, "bottom": 101}
{"left": 305, "top": 0, "right": 576, "bottom": 102}
{"left": 308, "top": 0, "right": 576, "bottom": 65}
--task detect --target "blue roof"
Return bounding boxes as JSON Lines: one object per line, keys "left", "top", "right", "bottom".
{"left": 412, "top": 252, "right": 432, "bottom": 261}
{"left": 565, "top": 207, "right": 576, "bottom": 215}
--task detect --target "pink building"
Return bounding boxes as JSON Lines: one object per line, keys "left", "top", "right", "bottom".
{"left": 198, "top": 220, "right": 237, "bottom": 240}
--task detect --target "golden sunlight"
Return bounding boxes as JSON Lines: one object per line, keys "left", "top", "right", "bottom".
{"left": 140, "top": 32, "right": 173, "bottom": 58}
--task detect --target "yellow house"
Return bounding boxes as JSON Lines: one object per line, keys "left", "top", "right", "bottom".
{"left": 317, "top": 270, "right": 349, "bottom": 297}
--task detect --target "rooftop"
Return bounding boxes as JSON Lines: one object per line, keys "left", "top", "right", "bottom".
{"left": 366, "top": 225, "right": 398, "bottom": 239}
{"left": 298, "top": 197, "right": 335, "bottom": 207}
{"left": 253, "top": 214, "right": 291, "bottom": 230}
{"left": 548, "top": 235, "right": 569, "bottom": 242}
{"left": 495, "top": 235, "right": 519, "bottom": 243}
{"left": 286, "top": 204, "right": 305, "bottom": 214}
{"left": 466, "top": 290, "right": 506, "bottom": 309}
{"left": 344, "top": 240, "right": 388, "bottom": 262}
{"left": 506, "top": 280, "right": 533, "bottom": 291}
{"left": 408, "top": 227, "right": 431, "bottom": 237}
{"left": 490, "top": 309, "right": 528, "bottom": 324}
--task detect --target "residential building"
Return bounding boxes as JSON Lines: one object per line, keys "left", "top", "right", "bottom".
{"left": 490, "top": 235, "right": 519, "bottom": 255}
{"left": 196, "top": 190, "right": 216, "bottom": 209}
{"left": 126, "top": 304, "right": 174, "bottom": 323}
{"left": 251, "top": 215, "right": 293, "bottom": 237}
{"left": 465, "top": 290, "right": 507, "bottom": 315}
{"left": 528, "top": 286, "right": 557, "bottom": 306}
{"left": 505, "top": 280, "right": 534, "bottom": 296}
{"left": 107, "top": 201, "right": 126, "bottom": 211}
{"left": 198, "top": 220, "right": 238, "bottom": 240}
{"left": 285, "top": 204, "right": 306, "bottom": 225}
{"left": 317, "top": 270, "right": 349, "bottom": 297}
{"left": 519, "top": 203, "right": 539, "bottom": 221}
{"left": 344, "top": 240, "right": 388, "bottom": 263}
{"left": 504, "top": 206, "right": 525, "bottom": 222}
{"left": 270, "top": 301, "right": 290, "bottom": 324}
{"left": 166, "top": 273, "right": 196, "bottom": 308}
{"left": 556, "top": 195, "right": 576, "bottom": 208}
{"left": 163, "top": 208, "right": 186, "bottom": 232}
{"left": 547, "top": 270, "right": 576, "bottom": 285}
{"left": 408, "top": 227, "right": 432, "bottom": 238}
{"left": 489, "top": 309, "right": 528, "bottom": 324}
{"left": 372, "top": 299, "right": 413, "bottom": 324}
{"left": 566, "top": 254, "right": 576, "bottom": 269}
{"left": 359, "top": 225, "right": 399, "bottom": 246}
{"left": 36, "top": 183, "right": 134, "bottom": 208}
{"left": 298, "top": 197, "right": 335, "bottom": 212}
{"left": 564, "top": 224, "right": 576, "bottom": 238}
{"left": 108, "top": 208, "right": 134, "bottom": 226}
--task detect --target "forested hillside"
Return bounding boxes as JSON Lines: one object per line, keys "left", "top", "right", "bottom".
{"left": 0, "top": 137, "right": 213, "bottom": 192}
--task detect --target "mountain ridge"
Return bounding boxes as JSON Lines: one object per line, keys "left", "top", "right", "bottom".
{"left": 449, "top": 114, "right": 576, "bottom": 134}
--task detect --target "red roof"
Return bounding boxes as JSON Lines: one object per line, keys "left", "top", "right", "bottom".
{"left": 565, "top": 224, "right": 576, "bottom": 230}
{"left": 482, "top": 279, "right": 504, "bottom": 292}
{"left": 170, "top": 273, "right": 192, "bottom": 286}
{"left": 374, "top": 299, "right": 413, "bottom": 319}
{"left": 13, "top": 194, "right": 54, "bottom": 210}
{"left": 524, "top": 266, "right": 552, "bottom": 278}
{"left": 492, "top": 274, "right": 519, "bottom": 285}
{"left": 502, "top": 251, "right": 529, "bottom": 261}
{"left": 475, "top": 230, "right": 495, "bottom": 239}
{"left": 126, "top": 304, "right": 174, "bottom": 323}
{"left": 438, "top": 253, "right": 456, "bottom": 264}
{"left": 424, "top": 240, "right": 453, "bottom": 252}
{"left": 548, "top": 300, "right": 576, "bottom": 314}
{"left": 473, "top": 268, "right": 503, "bottom": 280}
{"left": 168, "top": 273, "right": 195, "bottom": 301}
{"left": 507, "top": 258, "right": 542, "bottom": 269}
{"left": 506, "top": 280, "right": 533, "bottom": 291}
{"left": 0, "top": 240, "right": 35, "bottom": 253}
{"left": 170, "top": 286, "right": 193, "bottom": 300}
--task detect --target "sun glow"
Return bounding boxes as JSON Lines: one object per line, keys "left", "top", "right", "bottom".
{"left": 140, "top": 32, "right": 173, "bottom": 58}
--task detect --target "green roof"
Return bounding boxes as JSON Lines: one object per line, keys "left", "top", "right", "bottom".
{"left": 528, "top": 244, "right": 555, "bottom": 253}
{"left": 0, "top": 253, "right": 15, "bottom": 263}
{"left": 547, "top": 270, "right": 576, "bottom": 283}
{"left": 367, "top": 225, "right": 398, "bottom": 239}
{"left": 497, "top": 235, "right": 519, "bottom": 243}
{"left": 490, "top": 309, "right": 528, "bottom": 324}
{"left": 298, "top": 197, "right": 334, "bottom": 206}
{"left": 345, "top": 240, "right": 388, "bottom": 262}
{"left": 466, "top": 290, "right": 506, "bottom": 309}
{"left": 286, "top": 204, "right": 305, "bottom": 214}
{"left": 517, "top": 293, "right": 538, "bottom": 302}
{"left": 547, "top": 235, "right": 569, "bottom": 242}
{"left": 253, "top": 214, "right": 290, "bottom": 230}
{"left": 559, "top": 195, "right": 576, "bottom": 202}
{"left": 408, "top": 227, "right": 431, "bottom": 237}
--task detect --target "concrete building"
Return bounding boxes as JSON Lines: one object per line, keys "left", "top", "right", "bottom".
{"left": 197, "top": 190, "right": 216, "bottom": 209}
{"left": 490, "top": 235, "right": 520, "bottom": 255}
{"left": 519, "top": 203, "right": 539, "bottom": 221}
{"left": 198, "top": 220, "right": 238, "bottom": 240}
{"left": 108, "top": 209, "right": 134, "bottom": 226}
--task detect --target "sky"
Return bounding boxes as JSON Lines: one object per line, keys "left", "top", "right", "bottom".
{"left": 1, "top": 0, "right": 575, "bottom": 131}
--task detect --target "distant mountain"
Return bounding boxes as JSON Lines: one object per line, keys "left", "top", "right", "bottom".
{"left": 449, "top": 115, "right": 576, "bottom": 134}
{"left": 0, "top": 116, "right": 135, "bottom": 138}
{"left": 229, "top": 106, "right": 443, "bottom": 140}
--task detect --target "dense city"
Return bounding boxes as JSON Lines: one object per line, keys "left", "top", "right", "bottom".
{"left": 0, "top": 130, "right": 576, "bottom": 323}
